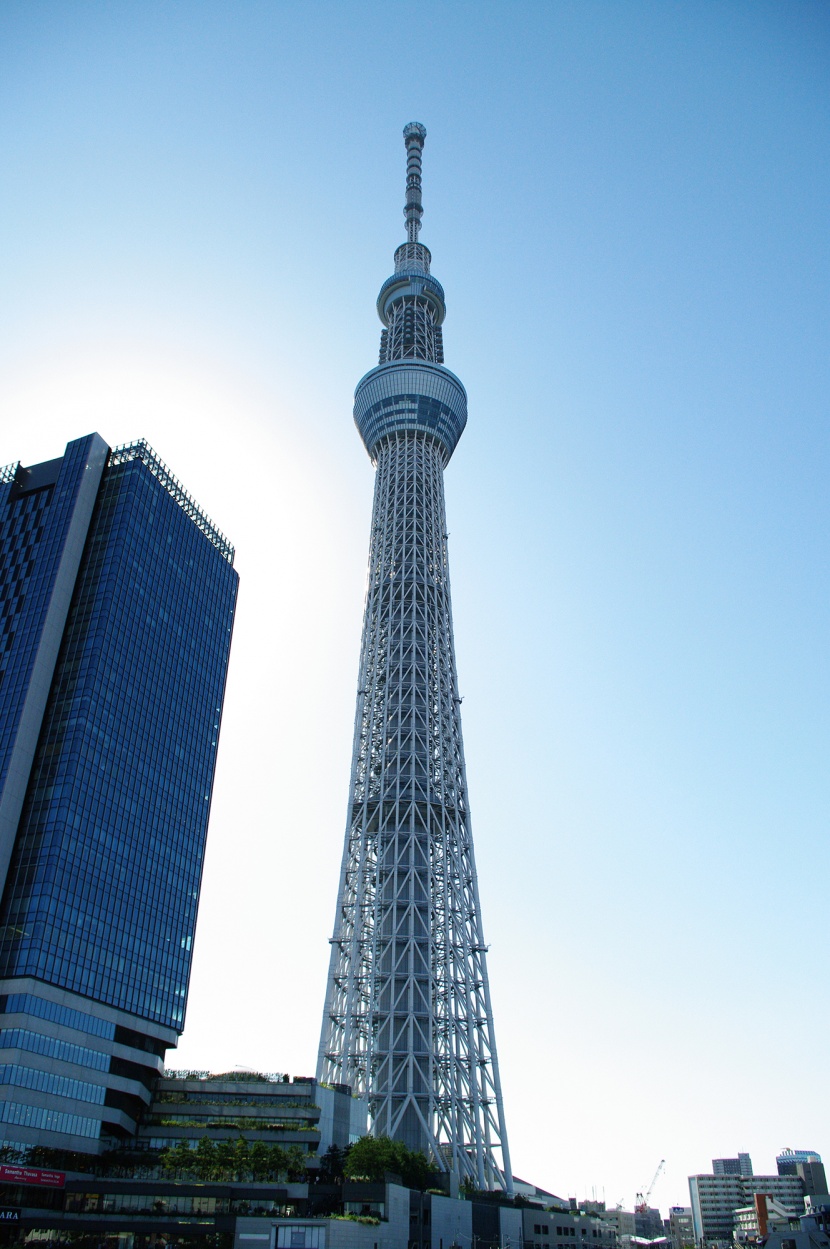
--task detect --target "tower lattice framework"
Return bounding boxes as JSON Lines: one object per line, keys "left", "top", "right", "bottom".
{"left": 318, "top": 123, "right": 512, "bottom": 1194}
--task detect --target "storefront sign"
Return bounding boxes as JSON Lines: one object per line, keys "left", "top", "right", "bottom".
{"left": 0, "top": 1165, "right": 65, "bottom": 1189}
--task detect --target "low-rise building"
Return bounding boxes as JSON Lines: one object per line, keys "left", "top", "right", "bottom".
{"left": 741, "top": 1198, "right": 830, "bottom": 1249}
{"left": 598, "top": 1208, "right": 637, "bottom": 1241}
{"left": 234, "top": 1184, "right": 528, "bottom": 1249}
{"left": 0, "top": 1165, "right": 533, "bottom": 1249}
{"left": 523, "top": 1204, "right": 619, "bottom": 1249}
{"left": 0, "top": 1061, "right": 538, "bottom": 1249}
{"left": 0, "top": 1070, "right": 373, "bottom": 1248}
{"left": 734, "top": 1194, "right": 799, "bottom": 1240}
{"left": 634, "top": 1206, "right": 664, "bottom": 1240}
{"left": 667, "top": 1205, "right": 694, "bottom": 1249}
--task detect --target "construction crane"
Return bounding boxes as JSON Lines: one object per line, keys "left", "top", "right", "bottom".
{"left": 635, "top": 1160, "right": 665, "bottom": 1212}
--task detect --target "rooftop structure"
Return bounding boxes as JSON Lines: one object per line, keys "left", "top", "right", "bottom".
{"left": 713, "top": 1156, "right": 753, "bottom": 1178}
{"left": 778, "top": 1150, "right": 823, "bottom": 1171}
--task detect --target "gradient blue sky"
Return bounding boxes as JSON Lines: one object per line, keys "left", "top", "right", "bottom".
{"left": 1, "top": 0, "right": 827, "bottom": 1210}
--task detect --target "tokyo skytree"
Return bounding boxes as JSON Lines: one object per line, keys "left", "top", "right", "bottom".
{"left": 317, "top": 123, "right": 513, "bottom": 1194}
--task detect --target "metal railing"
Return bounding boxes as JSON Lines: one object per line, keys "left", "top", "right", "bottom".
{"left": 108, "top": 440, "right": 234, "bottom": 565}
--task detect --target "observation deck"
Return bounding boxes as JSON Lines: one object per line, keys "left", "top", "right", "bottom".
{"left": 353, "top": 360, "right": 467, "bottom": 464}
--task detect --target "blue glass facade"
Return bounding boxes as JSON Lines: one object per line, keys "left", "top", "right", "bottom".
{"left": 0, "top": 451, "right": 236, "bottom": 1029}
{"left": 0, "top": 434, "right": 237, "bottom": 1150}
{"left": 0, "top": 436, "right": 109, "bottom": 878}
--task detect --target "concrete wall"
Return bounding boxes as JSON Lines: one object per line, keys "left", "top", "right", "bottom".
{"left": 500, "top": 1205, "right": 524, "bottom": 1248}
{"left": 235, "top": 1185, "right": 410, "bottom": 1249}
{"left": 431, "top": 1191, "right": 473, "bottom": 1249}
{"left": 235, "top": 1183, "right": 520, "bottom": 1249}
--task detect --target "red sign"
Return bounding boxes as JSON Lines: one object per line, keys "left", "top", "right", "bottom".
{"left": 0, "top": 1165, "right": 65, "bottom": 1189}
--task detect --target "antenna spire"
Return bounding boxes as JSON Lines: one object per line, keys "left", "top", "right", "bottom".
{"left": 403, "top": 122, "right": 427, "bottom": 242}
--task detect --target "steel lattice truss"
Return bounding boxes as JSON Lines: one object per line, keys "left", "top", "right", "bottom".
{"left": 380, "top": 296, "right": 444, "bottom": 365}
{"left": 317, "top": 122, "right": 512, "bottom": 1195}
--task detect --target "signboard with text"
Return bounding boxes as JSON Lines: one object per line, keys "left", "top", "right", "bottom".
{"left": 0, "top": 1165, "right": 65, "bottom": 1189}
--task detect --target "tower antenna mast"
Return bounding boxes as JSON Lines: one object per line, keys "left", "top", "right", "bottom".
{"left": 403, "top": 120, "right": 427, "bottom": 242}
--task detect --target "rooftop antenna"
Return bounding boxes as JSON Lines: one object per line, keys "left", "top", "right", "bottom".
{"left": 403, "top": 121, "right": 427, "bottom": 242}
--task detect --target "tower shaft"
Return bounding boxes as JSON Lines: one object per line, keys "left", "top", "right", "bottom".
{"left": 318, "top": 124, "right": 512, "bottom": 1193}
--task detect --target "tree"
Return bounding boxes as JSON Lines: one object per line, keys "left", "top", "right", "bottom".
{"left": 213, "top": 1140, "right": 236, "bottom": 1180}
{"left": 233, "top": 1137, "right": 251, "bottom": 1181}
{"left": 194, "top": 1137, "right": 217, "bottom": 1182}
{"left": 344, "top": 1136, "right": 433, "bottom": 1190}
{"left": 249, "top": 1142, "right": 272, "bottom": 1182}
{"left": 162, "top": 1139, "right": 195, "bottom": 1178}
{"left": 285, "top": 1145, "right": 310, "bottom": 1181}
{"left": 317, "top": 1144, "right": 346, "bottom": 1184}
{"left": 269, "top": 1144, "right": 290, "bottom": 1179}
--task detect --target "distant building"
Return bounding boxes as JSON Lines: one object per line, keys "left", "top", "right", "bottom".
{"left": 689, "top": 1167, "right": 805, "bottom": 1248}
{"left": 777, "top": 1150, "right": 827, "bottom": 1198}
{"left": 600, "top": 1209, "right": 638, "bottom": 1240}
{"left": 795, "top": 1163, "right": 828, "bottom": 1199}
{"left": 579, "top": 1201, "right": 607, "bottom": 1216}
{"left": 734, "top": 1194, "right": 799, "bottom": 1240}
{"left": 667, "top": 1205, "right": 694, "bottom": 1249}
{"left": 713, "top": 1156, "right": 753, "bottom": 1179}
{"left": 635, "top": 1207, "right": 665, "bottom": 1240}
{"left": 778, "top": 1150, "right": 823, "bottom": 1173}
{"left": 755, "top": 1198, "right": 830, "bottom": 1249}
{"left": 806, "top": 1196, "right": 830, "bottom": 1229}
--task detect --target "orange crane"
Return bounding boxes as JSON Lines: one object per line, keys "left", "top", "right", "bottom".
{"left": 635, "top": 1160, "right": 665, "bottom": 1213}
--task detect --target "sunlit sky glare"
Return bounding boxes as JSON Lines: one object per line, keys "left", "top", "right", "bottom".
{"left": 1, "top": 0, "right": 828, "bottom": 1211}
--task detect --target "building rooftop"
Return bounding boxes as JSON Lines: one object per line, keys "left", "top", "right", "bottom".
{"left": 109, "top": 439, "right": 235, "bottom": 564}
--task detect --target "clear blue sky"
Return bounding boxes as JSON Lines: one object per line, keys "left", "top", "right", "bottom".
{"left": 0, "top": 0, "right": 827, "bottom": 1210}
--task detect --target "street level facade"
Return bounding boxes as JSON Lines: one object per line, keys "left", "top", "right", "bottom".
{"left": 317, "top": 124, "right": 512, "bottom": 1192}
{"left": 0, "top": 435, "right": 237, "bottom": 1154}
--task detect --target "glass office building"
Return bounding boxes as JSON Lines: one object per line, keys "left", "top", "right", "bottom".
{"left": 0, "top": 433, "right": 238, "bottom": 1153}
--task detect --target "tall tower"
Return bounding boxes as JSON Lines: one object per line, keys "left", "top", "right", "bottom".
{"left": 0, "top": 433, "right": 237, "bottom": 1153}
{"left": 318, "top": 124, "right": 512, "bottom": 1193}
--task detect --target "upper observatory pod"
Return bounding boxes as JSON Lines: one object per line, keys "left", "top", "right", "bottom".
{"left": 353, "top": 122, "right": 468, "bottom": 465}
